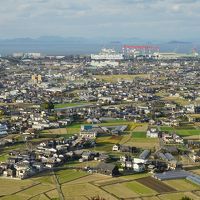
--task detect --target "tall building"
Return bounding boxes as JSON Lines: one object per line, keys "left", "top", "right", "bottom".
{"left": 37, "top": 75, "right": 42, "bottom": 83}
{"left": 31, "top": 74, "right": 42, "bottom": 84}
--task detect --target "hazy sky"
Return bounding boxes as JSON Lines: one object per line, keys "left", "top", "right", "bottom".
{"left": 0, "top": 0, "right": 199, "bottom": 40}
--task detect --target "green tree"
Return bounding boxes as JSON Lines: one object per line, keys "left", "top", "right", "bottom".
{"left": 0, "top": 109, "right": 5, "bottom": 116}
{"left": 41, "top": 101, "right": 54, "bottom": 111}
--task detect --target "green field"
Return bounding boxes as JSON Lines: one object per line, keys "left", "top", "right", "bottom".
{"left": 160, "top": 126, "right": 174, "bottom": 131}
{"left": 41, "top": 127, "right": 79, "bottom": 138}
{"left": 0, "top": 154, "right": 9, "bottom": 162}
{"left": 126, "top": 181, "right": 157, "bottom": 195}
{"left": 160, "top": 126, "right": 200, "bottom": 137}
{"left": 176, "top": 129, "right": 200, "bottom": 137}
{"left": 54, "top": 102, "right": 89, "bottom": 109}
{"left": 0, "top": 169, "right": 199, "bottom": 199}
{"left": 95, "top": 135, "right": 122, "bottom": 152}
{"left": 56, "top": 169, "right": 87, "bottom": 184}
{"left": 132, "top": 132, "right": 146, "bottom": 138}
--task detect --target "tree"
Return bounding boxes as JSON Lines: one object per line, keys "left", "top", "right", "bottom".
{"left": 41, "top": 101, "right": 54, "bottom": 111}
{"left": 0, "top": 109, "right": 5, "bottom": 116}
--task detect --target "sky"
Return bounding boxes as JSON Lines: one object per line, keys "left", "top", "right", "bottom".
{"left": 0, "top": 0, "right": 200, "bottom": 40}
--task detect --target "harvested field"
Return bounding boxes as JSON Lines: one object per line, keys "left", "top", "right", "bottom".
{"left": 164, "top": 179, "right": 200, "bottom": 191}
{"left": 158, "top": 191, "right": 200, "bottom": 200}
{"left": 142, "top": 197, "right": 160, "bottom": 200}
{"left": 137, "top": 177, "right": 176, "bottom": 193}
{"left": 103, "top": 183, "right": 139, "bottom": 198}
{"left": 125, "top": 138, "right": 159, "bottom": 149}
{"left": 62, "top": 183, "right": 117, "bottom": 200}
{"left": 123, "top": 173, "right": 150, "bottom": 180}
{"left": 31, "top": 194, "right": 49, "bottom": 200}
{"left": 94, "top": 177, "right": 126, "bottom": 186}
{"left": 0, "top": 178, "right": 37, "bottom": 196}
{"left": 17, "top": 183, "right": 54, "bottom": 197}
{"left": 132, "top": 124, "right": 148, "bottom": 132}
{"left": 55, "top": 169, "right": 87, "bottom": 184}
{"left": 45, "top": 189, "right": 59, "bottom": 199}
{"left": 125, "top": 181, "right": 157, "bottom": 195}
{"left": 64, "top": 174, "right": 111, "bottom": 185}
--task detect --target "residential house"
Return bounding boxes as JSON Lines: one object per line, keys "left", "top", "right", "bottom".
{"left": 96, "top": 162, "right": 119, "bottom": 176}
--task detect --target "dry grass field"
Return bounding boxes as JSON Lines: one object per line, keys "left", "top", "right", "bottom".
{"left": 163, "top": 179, "right": 200, "bottom": 191}
{"left": 0, "top": 170, "right": 200, "bottom": 200}
{"left": 125, "top": 137, "right": 159, "bottom": 149}
{"left": 158, "top": 191, "right": 200, "bottom": 200}
{"left": 62, "top": 182, "right": 117, "bottom": 200}
{"left": 65, "top": 173, "right": 110, "bottom": 185}
{"left": 103, "top": 183, "right": 140, "bottom": 198}
{"left": 45, "top": 189, "right": 59, "bottom": 199}
{"left": 132, "top": 124, "right": 148, "bottom": 132}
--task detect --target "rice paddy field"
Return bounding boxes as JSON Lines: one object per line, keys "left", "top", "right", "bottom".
{"left": 0, "top": 169, "right": 200, "bottom": 200}
{"left": 160, "top": 126, "right": 200, "bottom": 137}
{"left": 124, "top": 137, "right": 159, "bottom": 149}
{"left": 1, "top": 122, "right": 200, "bottom": 199}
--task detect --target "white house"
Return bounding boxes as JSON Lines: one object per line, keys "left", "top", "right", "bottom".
{"left": 112, "top": 144, "right": 120, "bottom": 151}
{"left": 146, "top": 127, "right": 159, "bottom": 138}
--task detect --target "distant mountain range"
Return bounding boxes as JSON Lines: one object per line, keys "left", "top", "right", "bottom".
{"left": 0, "top": 36, "right": 199, "bottom": 55}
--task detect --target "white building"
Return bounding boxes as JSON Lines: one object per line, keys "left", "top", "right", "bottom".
{"left": 91, "top": 48, "right": 123, "bottom": 60}
{"left": 146, "top": 127, "right": 159, "bottom": 138}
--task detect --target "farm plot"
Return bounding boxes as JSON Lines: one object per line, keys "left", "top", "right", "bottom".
{"left": 94, "top": 177, "right": 126, "bottom": 187}
{"left": 159, "top": 126, "right": 200, "bottom": 137}
{"left": 176, "top": 129, "right": 200, "bottom": 137}
{"left": 103, "top": 183, "right": 139, "bottom": 198}
{"left": 124, "top": 138, "right": 159, "bottom": 149}
{"left": 41, "top": 127, "right": 78, "bottom": 138}
{"left": 158, "top": 191, "right": 200, "bottom": 200}
{"left": 132, "top": 132, "right": 146, "bottom": 138}
{"left": 125, "top": 181, "right": 157, "bottom": 195}
{"left": 0, "top": 194, "right": 32, "bottom": 200}
{"left": 163, "top": 179, "right": 200, "bottom": 191}
{"left": 95, "top": 135, "right": 122, "bottom": 152}
{"left": 45, "top": 189, "right": 59, "bottom": 199}
{"left": 142, "top": 197, "right": 160, "bottom": 200}
{"left": 62, "top": 183, "right": 117, "bottom": 200}
{"left": 137, "top": 177, "right": 176, "bottom": 193}
{"left": 123, "top": 173, "right": 150, "bottom": 180}
{"left": 132, "top": 124, "right": 148, "bottom": 132}
{"left": 55, "top": 169, "right": 87, "bottom": 184}
{"left": 0, "top": 178, "right": 37, "bottom": 196}
{"left": 31, "top": 194, "right": 50, "bottom": 200}
{"left": 65, "top": 173, "right": 112, "bottom": 185}
{"left": 16, "top": 183, "right": 54, "bottom": 197}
